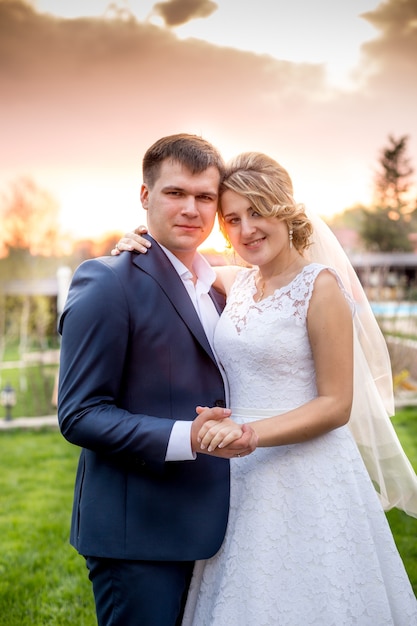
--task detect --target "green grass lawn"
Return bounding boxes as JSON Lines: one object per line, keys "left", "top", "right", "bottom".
{"left": 0, "top": 429, "right": 96, "bottom": 625}
{"left": 0, "top": 413, "right": 416, "bottom": 625}
{"left": 385, "top": 407, "right": 417, "bottom": 594}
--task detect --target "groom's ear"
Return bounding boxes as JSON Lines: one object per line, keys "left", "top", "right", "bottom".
{"left": 140, "top": 184, "right": 149, "bottom": 210}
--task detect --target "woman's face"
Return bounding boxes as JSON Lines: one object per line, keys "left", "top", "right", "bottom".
{"left": 220, "top": 189, "right": 290, "bottom": 267}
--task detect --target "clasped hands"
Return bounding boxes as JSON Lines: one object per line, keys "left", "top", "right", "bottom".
{"left": 191, "top": 406, "right": 258, "bottom": 459}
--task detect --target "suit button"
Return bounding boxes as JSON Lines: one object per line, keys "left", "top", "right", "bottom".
{"left": 214, "top": 399, "right": 226, "bottom": 408}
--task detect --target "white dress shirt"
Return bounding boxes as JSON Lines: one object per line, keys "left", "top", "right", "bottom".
{"left": 158, "top": 244, "right": 229, "bottom": 461}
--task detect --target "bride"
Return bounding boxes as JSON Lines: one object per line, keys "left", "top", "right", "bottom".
{"left": 115, "top": 151, "right": 417, "bottom": 625}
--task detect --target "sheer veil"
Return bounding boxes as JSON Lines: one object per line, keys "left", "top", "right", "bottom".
{"left": 306, "top": 210, "right": 417, "bottom": 518}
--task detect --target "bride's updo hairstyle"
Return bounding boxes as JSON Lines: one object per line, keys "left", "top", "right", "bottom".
{"left": 218, "top": 152, "right": 313, "bottom": 253}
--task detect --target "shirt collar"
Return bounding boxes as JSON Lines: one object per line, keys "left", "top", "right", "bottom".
{"left": 158, "top": 243, "right": 216, "bottom": 290}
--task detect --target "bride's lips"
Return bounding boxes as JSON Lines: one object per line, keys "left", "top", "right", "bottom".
{"left": 244, "top": 236, "right": 265, "bottom": 249}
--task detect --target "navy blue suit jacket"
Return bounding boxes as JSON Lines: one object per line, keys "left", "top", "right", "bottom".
{"left": 58, "top": 237, "right": 229, "bottom": 561}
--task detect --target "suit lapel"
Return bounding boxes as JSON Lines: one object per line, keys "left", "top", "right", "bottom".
{"left": 132, "top": 236, "right": 218, "bottom": 363}
{"left": 208, "top": 286, "right": 226, "bottom": 315}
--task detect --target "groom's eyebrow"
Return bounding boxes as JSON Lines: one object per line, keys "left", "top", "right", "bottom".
{"left": 162, "top": 185, "right": 218, "bottom": 200}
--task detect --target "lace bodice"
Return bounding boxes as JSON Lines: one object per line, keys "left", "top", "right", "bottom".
{"left": 214, "top": 263, "right": 339, "bottom": 411}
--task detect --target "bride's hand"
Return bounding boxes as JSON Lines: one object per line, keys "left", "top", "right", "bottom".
{"left": 195, "top": 406, "right": 243, "bottom": 452}
{"left": 198, "top": 418, "right": 244, "bottom": 451}
{"left": 111, "top": 226, "right": 151, "bottom": 255}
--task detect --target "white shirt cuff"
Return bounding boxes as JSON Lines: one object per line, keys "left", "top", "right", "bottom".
{"left": 165, "top": 421, "right": 196, "bottom": 461}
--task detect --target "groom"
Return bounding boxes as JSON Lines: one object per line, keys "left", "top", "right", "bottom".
{"left": 57, "top": 133, "right": 257, "bottom": 626}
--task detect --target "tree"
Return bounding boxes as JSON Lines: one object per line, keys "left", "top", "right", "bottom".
{"left": 360, "top": 135, "right": 417, "bottom": 252}
{"left": 374, "top": 134, "right": 413, "bottom": 214}
{"left": 0, "top": 177, "right": 68, "bottom": 383}
{"left": 360, "top": 205, "right": 413, "bottom": 252}
{"left": 0, "top": 177, "right": 67, "bottom": 257}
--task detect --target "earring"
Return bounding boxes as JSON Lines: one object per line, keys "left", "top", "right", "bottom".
{"left": 289, "top": 227, "right": 293, "bottom": 249}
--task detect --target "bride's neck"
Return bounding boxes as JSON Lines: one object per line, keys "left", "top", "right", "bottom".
{"left": 257, "top": 252, "right": 303, "bottom": 282}
{"left": 254, "top": 253, "right": 306, "bottom": 302}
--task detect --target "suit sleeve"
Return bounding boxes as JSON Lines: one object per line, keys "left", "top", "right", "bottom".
{"left": 57, "top": 258, "right": 174, "bottom": 473}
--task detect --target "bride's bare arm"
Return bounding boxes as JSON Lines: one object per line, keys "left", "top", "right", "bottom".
{"left": 112, "top": 227, "right": 240, "bottom": 296}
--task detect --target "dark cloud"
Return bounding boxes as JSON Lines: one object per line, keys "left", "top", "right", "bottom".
{"left": 152, "top": 0, "right": 218, "bottom": 27}
{"left": 359, "top": 0, "right": 417, "bottom": 99}
{"left": 0, "top": 0, "right": 415, "bottom": 229}
{"left": 0, "top": 0, "right": 327, "bottom": 171}
{"left": 361, "top": 0, "right": 417, "bottom": 36}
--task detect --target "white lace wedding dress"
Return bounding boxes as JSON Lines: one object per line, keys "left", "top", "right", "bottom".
{"left": 182, "top": 264, "right": 417, "bottom": 626}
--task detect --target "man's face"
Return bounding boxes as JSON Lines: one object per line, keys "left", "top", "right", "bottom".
{"left": 140, "top": 159, "right": 220, "bottom": 266}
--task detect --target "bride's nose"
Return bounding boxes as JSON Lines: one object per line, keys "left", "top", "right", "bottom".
{"left": 240, "top": 217, "right": 256, "bottom": 235}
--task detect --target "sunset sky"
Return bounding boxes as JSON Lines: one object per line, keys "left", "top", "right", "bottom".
{"left": 1, "top": 0, "right": 416, "bottom": 249}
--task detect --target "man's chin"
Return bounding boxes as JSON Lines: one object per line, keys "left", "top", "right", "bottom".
{"left": 176, "top": 232, "right": 206, "bottom": 247}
